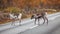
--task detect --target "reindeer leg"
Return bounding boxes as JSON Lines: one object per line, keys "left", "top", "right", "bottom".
{"left": 11, "top": 19, "right": 15, "bottom": 26}
{"left": 43, "top": 17, "right": 45, "bottom": 24}
{"left": 45, "top": 17, "right": 48, "bottom": 25}
{"left": 19, "top": 19, "right": 21, "bottom": 26}
{"left": 34, "top": 18, "right": 36, "bottom": 25}
{"left": 38, "top": 18, "right": 40, "bottom": 25}
{"left": 11, "top": 21, "right": 13, "bottom": 25}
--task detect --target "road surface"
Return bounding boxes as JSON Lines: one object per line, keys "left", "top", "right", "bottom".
{"left": 51, "top": 27, "right": 60, "bottom": 34}
{"left": 0, "top": 12, "right": 60, "bottom": 34}
{"left": 19, "top": 17, "right": 60, "bottom": 34}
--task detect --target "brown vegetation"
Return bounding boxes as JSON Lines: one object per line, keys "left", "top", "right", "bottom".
{"left": 0, "top": 0, "right": 60, "bottom": 24}
{"left": 0, "top": 0, "right": 60, "bottom": 9}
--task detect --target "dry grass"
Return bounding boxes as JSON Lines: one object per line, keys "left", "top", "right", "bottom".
{"left": 0, "top": 11, "right": 59, "bottom": 24}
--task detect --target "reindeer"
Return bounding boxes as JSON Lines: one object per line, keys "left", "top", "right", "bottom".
{"left": 9, "top": 13, "right": 22, "bottom": 26}
{"left": 31, "top": 11, "right": 48, "bottom": 25}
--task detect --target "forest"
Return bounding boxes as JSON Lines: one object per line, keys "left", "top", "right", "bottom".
{"left": 0, "top": 0, "right": 60, "bottom": 24}
{"left": 0, "top": 0, "right": 60, "bottom": 9}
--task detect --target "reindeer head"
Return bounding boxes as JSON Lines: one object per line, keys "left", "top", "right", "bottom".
{"left": 31, "top": 15, "right": 35, "bottom": 19}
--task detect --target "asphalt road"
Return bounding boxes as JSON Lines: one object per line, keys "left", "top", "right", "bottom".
{"left": 51, "top": 27, "right": 60, "bottom": 34}
{"left": 19, "top": 17, "right": 60, "bottom": 34}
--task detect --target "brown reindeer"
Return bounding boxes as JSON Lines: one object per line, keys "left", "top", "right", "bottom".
{"left": 31, "top": 11, "right": 48, "bottom": 25}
